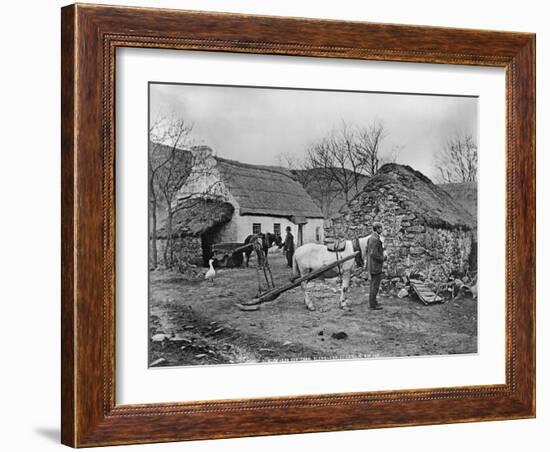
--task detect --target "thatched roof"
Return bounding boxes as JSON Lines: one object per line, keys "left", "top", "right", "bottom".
{"left": 343, "top": 163, "right": 475, "bottom": 230}
{"left": 438, "top": 182, "right": 477, "bottom": 220}
{"left": 215, "top": 157, "right": 323, "bottom": 218}
{"left": 157, "top": 199, "right": 234, "bottom": 238}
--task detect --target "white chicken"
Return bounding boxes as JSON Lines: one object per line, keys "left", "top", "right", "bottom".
{"left": 204, "top": 259, "right": 216, "bottom": 283}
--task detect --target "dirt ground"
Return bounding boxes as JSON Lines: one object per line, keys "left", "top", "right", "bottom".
{"left": 149, "top": 252, "right": 477, "bottom": 367}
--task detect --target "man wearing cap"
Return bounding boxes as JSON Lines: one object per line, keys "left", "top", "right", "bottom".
{"left": 367, "top": 222, "right": 385, "bottom": 310}
{"left": 282, "top": 226, "right": 295, "bottom": 268}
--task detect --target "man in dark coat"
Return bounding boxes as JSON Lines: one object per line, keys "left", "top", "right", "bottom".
{"left": 283, "top": 226, "right": 295, "bottom": 268}
{"left": 367, "top": 222, "right": 385, "bottom": 310}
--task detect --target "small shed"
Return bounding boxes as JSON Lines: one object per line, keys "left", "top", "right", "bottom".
{"left": 157, "top": 199, "right": 234, "bottom": 266}
{"left": 327, "top": 163, "right": 476, "bottom": 282}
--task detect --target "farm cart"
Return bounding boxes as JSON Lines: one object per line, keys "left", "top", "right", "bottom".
{"left": 236, "top": 251, "right": 360, "bottom": 310}
{"left": 211, "top": 242, "right": 248, "bottom": 268}
{"left": 212, "top": 239, "right": 278, "bottom": 297}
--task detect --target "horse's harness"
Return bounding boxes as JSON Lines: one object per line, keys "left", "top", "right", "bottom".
{"left": 251, "top": 234, "right": 268, "bottom": 267}
{"left": 333, "top": 238, "right": 364, "bottom": 279}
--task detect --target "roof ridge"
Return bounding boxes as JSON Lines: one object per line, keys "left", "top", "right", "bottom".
{"left": 212, "top": 155, "right": 323, "bottom": 218}
{"left": 215, "top": 156, "right": 294, "bottom": 179}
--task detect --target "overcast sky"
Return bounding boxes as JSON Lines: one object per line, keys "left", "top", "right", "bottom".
{"left": 150, "top": 83, "right": 477, "bottom": 180}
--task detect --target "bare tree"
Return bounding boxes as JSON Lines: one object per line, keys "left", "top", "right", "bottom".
{"left": 149, "top": 114, "right": 194, "bottom": 268}
{"left": 308, "top": 174, "right": 342, "bottom": 218}
{"left": 354, "top": 121, "right": 388, "bottom": 177}
{"left": 304, "top": 120, "right": 393, "bottom": 204}
{"left": 277, "top": 151, "right": 341, "bottom": 217}
{"left": 281, "top": 120, "right": 398, "bottom": 217}
{"left": 305, "top": 123, "right": 357, "bottom": 203}
{"left": 340, "top": 121, "right": 365, "bottom": 192}
{"left": 155, "top": 150, "right": 193, "bottom": 267}
{"left": 435, "top": 133, "right": 478, "bottom": 183}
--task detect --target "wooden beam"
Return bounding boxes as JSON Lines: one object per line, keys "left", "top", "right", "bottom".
{"left": 243, "top": 251, "right": 360, "bottom": 304}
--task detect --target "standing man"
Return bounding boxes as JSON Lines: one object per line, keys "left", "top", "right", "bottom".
{"left": 367, "top": 222, "right": 385, "bottom": 310}
{"left": 283, "top": 226, "right": 295, "bottom": 268}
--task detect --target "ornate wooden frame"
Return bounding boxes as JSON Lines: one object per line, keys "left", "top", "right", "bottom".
{"left": 61, "top": 3, "right": 535, "bottom": 447}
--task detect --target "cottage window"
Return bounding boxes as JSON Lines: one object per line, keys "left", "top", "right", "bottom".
{"left": 316, "top": 226, "right": 321, "bottom": 242}
{"left": 273, "top": 223, "right": 281, "bottom": 236}
{"left": 252, "top": 223, "right": 261, "bottom": 234}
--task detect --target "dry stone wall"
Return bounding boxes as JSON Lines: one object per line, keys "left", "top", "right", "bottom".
{"left": 325, "top": 191, "right": 474, "bottom": 283}
{"left": 155, "top": 236, "right": 203, "bottom": 268}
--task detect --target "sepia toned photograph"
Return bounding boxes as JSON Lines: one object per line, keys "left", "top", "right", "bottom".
{"left": 148, "top": 82, "right": 478, "bottom": 368}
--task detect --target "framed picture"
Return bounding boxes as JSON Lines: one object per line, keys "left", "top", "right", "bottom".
{"left": 61, "top": 4, "right": 535, "bottom": 447}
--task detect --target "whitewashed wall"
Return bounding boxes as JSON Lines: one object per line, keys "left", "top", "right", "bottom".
{"left": 215, "top": 211, "right": 324, "bottom": 245}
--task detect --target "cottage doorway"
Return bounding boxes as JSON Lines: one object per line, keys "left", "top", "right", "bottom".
{"left": 290, "top": 215, "right": 307, "bottom": 247}
{"left": 200, "top": 230, "right": 215, "bottom": 267}
{"left": 201, "top": 224, "right": 225, "bottom": 267}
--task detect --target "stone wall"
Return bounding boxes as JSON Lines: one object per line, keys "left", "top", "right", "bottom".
{"left": 155, "top": 236, "right": 203, "bottom": 268}
{"left": 325, "top": 195, "right": 474, "bottom": 282}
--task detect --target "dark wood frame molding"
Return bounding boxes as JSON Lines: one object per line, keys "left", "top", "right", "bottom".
{"left": 61, "top": 3, "right": 535, "bottom": 447}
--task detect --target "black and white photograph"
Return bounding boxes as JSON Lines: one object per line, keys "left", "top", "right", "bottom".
{"left": 148, "top": 82, "right": 479, "bottom": 368}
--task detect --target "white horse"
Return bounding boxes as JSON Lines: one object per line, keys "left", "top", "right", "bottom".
{"left": 292, "top": 236, "right": 370, "bottom": 311}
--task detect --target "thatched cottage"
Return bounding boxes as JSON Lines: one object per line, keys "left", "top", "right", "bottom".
{"left": 166, "top": 146, "right": 324, "bottom": 265}
{"left": 326, "top": 163, "right": 476, "bottom": 282}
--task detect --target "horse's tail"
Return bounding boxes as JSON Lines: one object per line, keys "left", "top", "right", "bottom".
{"left": 291, "top": 252, "right": 301, "bottom": 282}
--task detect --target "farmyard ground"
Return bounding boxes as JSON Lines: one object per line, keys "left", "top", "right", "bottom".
{"left": 149, "top": 252, "right": 477, "bottom": 367}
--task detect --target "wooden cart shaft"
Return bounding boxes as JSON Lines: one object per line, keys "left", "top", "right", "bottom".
{"left": 245, "top": 251, "right": 360, "bottom": 305}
